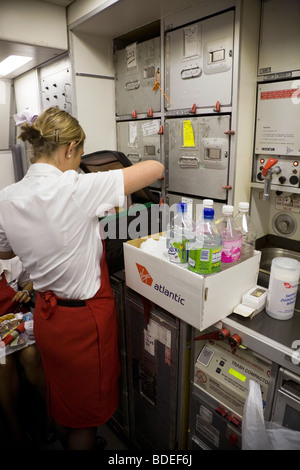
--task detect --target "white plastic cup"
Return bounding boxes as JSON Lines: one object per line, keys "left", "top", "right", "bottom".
{"left": 24, "top": 320, "right": 34, "bottom": 339}
{"left": 266, "top": 257, "right": 300, "bottom": 320}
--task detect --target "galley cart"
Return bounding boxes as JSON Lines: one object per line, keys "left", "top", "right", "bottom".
{"left": 125, "top": 288, "right": 191, "bottom": 450}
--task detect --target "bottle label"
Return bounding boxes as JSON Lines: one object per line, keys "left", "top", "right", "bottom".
{"left": 221, "top": 238, "right": 242, "bottom": 263}
{"left": 266, "top": 276, "right": 298, "bottom": 319}
{"left": 188, "top": 246, "right": 222, "bottom": 274}
{"left": 168, "top": 238, "right": 190, "bottom": 264}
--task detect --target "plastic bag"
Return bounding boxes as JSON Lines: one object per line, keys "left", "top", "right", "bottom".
{"left": 242, "top": 380, "right": 300, "bottom": 450}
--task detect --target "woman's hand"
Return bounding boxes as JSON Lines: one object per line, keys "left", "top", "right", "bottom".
{"left": 12, "top": 290, "right": 32, "bottom": 304}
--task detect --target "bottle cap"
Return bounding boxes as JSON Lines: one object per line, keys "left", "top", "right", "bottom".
{"left": 272, "top": 257, "right": 300, "bottom": 273}
{"left": 203, "top": 208, "right": 214, "bottom": 219}
{"left": 203, "top": 199, "right": 213, "bottom": 208}
{"left": 238, "top": 202, "right": 249, "bottom": 211}
{"left": 222, "top": 204, "right": 234, "bottom": 214}
{"left": 177, "top": 202, "right": 187, "bottom": 213}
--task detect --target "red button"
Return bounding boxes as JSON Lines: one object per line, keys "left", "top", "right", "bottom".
{"left": 227, "top": 415, "right": 241, "bottom": 427}
{"left": 229, "top": 433, "right": 238, "bottom": 446}
{"left": 215, "top": 406, "right": 227, "bottom": 417}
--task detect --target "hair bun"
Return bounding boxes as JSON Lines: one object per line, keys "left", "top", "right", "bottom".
{"left": 18, "top": 124, "right": 44, "bottom": 144}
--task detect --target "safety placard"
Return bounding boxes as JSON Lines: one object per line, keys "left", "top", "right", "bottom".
{"left": 255, "top": 80, "right": 300, "bottom": 156}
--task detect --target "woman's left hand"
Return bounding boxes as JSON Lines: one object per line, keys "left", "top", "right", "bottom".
{"left": 12, "top": 290, "right": 32, "bottom": 303}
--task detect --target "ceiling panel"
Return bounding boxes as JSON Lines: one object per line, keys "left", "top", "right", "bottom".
{"left": 0, "top": 40, "right": 66, "bottom": 79}
{"left": 69, "top": 0, "right": 204, "bottom": 38}
{"left": 39, "top": 0, "right": 74, "bottom": 6}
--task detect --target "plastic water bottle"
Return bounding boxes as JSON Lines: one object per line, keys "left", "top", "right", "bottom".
{"left": 266, "top": 257, "right": 300, "bottom": 320}
{"left": 233, "top": 202, "right": 257, "bottom": 260}
{"left": 188, "top": 208, "right": 222, "bottom": 274}
{"left": 216, "top": 205, "right": 242, "bottom": 268}
{"left": 195, "top": 199, "right": 214, "bottom": 226}
{"left": 167, "top": 202, "right": 195, "bottom": 265}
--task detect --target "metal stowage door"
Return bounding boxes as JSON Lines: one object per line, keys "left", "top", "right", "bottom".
{"left": 272, "top": 368, "right": 300, "bottom": 432}
{"left": 165, "top": 115, "right": 230, "bottom": 200}
{"left": 117, "top": 119, "right": 162, "bottom": 188}
{"left": 125, "top": 290, "right": 180, "bottom": 450}
{"left": 165, "top": 10, "right": 234, "bottom": 112}
{"left": 115, "top": 37, "right": 161, "bottom": 116}
{"left": 110, "top": 274, "right": 130, "bottom": 438}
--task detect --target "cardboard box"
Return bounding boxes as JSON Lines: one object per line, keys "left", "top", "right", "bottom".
{"left": 123, "top": 234, "right": 261, "bottom": 331}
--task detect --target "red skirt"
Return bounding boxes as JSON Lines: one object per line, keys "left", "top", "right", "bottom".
{"left": 33, "top": 249, "right": 120, "bottom": 428}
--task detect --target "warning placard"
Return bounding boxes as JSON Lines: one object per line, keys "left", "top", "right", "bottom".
{"left": 260, "top": 89, "right": 300, "bottom": 100}
{"left": 255, "top": 80, "right": 300, "bottom": 156}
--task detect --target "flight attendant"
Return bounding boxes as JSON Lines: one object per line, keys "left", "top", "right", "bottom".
{"left": 0, "top": 106, "right": 164, "bottom": 450}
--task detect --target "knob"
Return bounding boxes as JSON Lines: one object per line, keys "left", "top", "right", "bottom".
{"left": 213, "top": 101, "right": 220, "bottom": 112}
{"left": 290, "top": 175, "right": 299, "bottom": 185}
{"left": 229, "top": 334, "right": 242, "bottom": 349}
{"left": 278, "top": 176, "right": 286, "bottom": 184}
{"left": 257, "top": 172, "right": 264, "bottom": 181}
{"left": 218, "top": 328, "right": 230, "bottom": 340}
{"left": 224, "top": 130, "right": 235, "bottom": 135}
{"left": 279, "top": 220, "right": 289, "bottom": 232}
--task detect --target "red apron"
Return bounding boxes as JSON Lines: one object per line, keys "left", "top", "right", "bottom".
{"left": 0, "top": 273, "right": 28, "bottom": 316}
{"left": 33, "top": 245, "right": 121, "bottom": 428}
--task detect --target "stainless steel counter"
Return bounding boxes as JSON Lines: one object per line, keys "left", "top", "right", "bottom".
{"left": 222, "top": 309, "right": 300, "bottom": 375}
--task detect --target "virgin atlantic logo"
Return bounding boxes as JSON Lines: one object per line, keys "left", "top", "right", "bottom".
{"left": 136, "top": 263, "right": 153, "bottom": 286}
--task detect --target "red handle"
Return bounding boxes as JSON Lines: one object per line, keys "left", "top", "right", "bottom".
{"left": 262, "top": 158, "right": 278, "bottom": 176}
{"left": 194, "top": 328, "right": 230, "bottom": 342}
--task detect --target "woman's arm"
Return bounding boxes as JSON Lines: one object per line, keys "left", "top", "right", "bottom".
{"left": 122, "top": 160, "right": 164, "bottom": 196}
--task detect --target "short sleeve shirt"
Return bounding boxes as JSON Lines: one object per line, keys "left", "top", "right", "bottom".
{"left": 0, "top": 257, "right": 31, "bottom": 292}
{"left": 0, "top": 163, "right": 125, "bottom": 299}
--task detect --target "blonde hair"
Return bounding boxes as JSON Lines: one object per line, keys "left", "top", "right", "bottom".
{"left": 18, "top": 106, "right": 86, "bottom": 163}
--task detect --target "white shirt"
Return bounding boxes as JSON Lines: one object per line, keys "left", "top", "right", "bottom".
{"left": 0, "top": 257, "right": 31, "bottom": 292}
{"left": 0, "top": 163, "right": 125, "bottom": 299}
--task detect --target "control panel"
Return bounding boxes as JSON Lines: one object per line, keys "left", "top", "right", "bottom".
{"left": 256, "top": 155, "right": 299, "bottom": 188}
